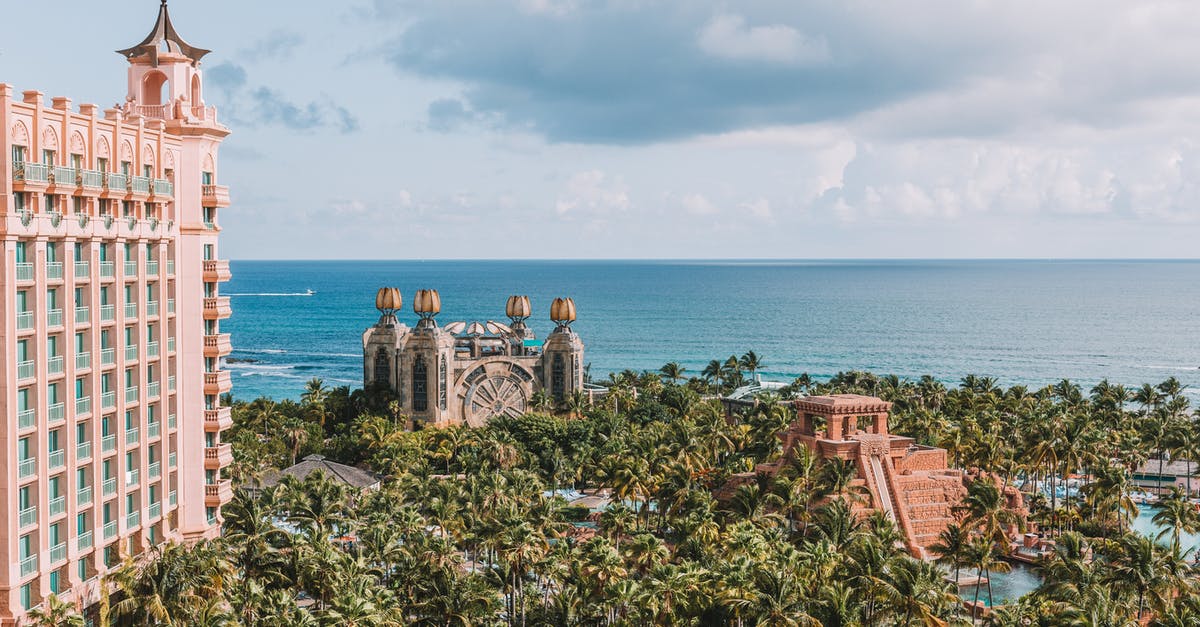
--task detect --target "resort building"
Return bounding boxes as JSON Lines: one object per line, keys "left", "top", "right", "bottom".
{"left": 723, "top": 394, "right": 1021, "bottom": 559}
{"left": 0, "top": 2, "right": 232, "bottom": 620}
{"left": 363, "top": 290, "right": 586, "bottom": 428}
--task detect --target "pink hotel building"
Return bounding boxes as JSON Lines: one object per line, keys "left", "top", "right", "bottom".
{"left": 0, "top": 2, "right": 232, "bottom": 620}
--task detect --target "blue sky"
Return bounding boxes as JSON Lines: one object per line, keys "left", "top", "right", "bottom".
{"left": 2, "top": 1, "right": 1198, "bottom": 259}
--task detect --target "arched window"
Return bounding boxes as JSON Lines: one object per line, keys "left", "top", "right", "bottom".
{"left": 413, "top": 357, "right": 428, "bottom": 412}
{"left": 142, "top": 71, "right": 169, "bottom": 106}
{"left": 191, "top": 74, "right": 202, "bottom": 104}
{"left": 374, "top": 348, "right": 390, "bottom": 386}
{"left": 439, "top": 355, "right": 448, "bottom": 410}
{"left": 552, "top": 354, "right": 565, "bottom": 401}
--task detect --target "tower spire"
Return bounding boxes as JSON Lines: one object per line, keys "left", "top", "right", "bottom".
{"left": 117, "top": 1, "right": 211, "bottom": 67}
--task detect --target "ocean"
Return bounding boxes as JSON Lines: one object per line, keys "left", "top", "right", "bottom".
{"left": 223, "top": 260, "right": 1200, "bottom": 402}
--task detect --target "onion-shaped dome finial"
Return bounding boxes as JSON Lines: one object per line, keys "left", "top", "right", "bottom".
{"left": 375, "top": 287, "right": 402, "bottom": 314}
{"left": 414, "top": 289, "right": 442, "bottom": 320}
{"left": 550, "top": 297, "right": 577, "bottom": 327}
{"left": 506, "top": 295, "right": 532, "bottom": 322}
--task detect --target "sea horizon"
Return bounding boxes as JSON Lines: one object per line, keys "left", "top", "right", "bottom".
{"left": 224, "top": 258, "right": 1200, "bottom": 402}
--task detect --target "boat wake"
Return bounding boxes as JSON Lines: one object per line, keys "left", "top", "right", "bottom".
{"left": 227, "top": 289, "right": 315, "bottom": 297}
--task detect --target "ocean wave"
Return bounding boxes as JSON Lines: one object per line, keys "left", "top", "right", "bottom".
{"left": 232, "top": 349, "right": 360, "bottom": 359}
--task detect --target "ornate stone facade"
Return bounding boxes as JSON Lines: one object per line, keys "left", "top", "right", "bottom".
{"left": 363, "top": 290, "right": 585, "bottom": 428}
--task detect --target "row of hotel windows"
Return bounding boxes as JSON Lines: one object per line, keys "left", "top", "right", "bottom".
{"left": 13, "top": 194, "right": 167, "bottom": 221}
{"left": 16, "top": 284, "right": 174, "bottom": 321}
{"left": 16, "top": 241, "right": 176, "bottom": 267}
{"left": 12, "top": 145, "right": 164, "bottom": 178}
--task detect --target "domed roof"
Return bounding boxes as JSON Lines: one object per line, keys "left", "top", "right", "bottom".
{"left": 413, "top": 289, "right": 442, "bottom": 315}
{"left": 506, "top": 295, "right": 531, "bottom": 319}
{"left": 375, "top": 287, "right": 402, "bottom": 313}
{"left": 550, "top": 297, "right": 577, "bottom": 324}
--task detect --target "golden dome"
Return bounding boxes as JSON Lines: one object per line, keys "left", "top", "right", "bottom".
{"left": 506, "top": 295, "right": 531, "bottom": 319}
{"left": 375, "top": 287, "right": 402, "bottom": 312}
{"left": 413, "top": 289, "right": 442, "bottom": 315}
{"left": 550, "top": 297, "right": 577, "bottom": 323}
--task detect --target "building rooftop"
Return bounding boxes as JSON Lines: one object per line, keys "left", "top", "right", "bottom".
{"left": 117, "top": 0, "right": 210, "bottom": 66}
{"left": 795, "top": 393, "right": 893, "bottom": 414}
{"left": 260, "top": 455, "right": 381, "bottom": 490}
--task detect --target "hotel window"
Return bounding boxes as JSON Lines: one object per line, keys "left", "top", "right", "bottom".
{"left": 76, "top": 508, "right": 88, "bottom": 535}
{"left": 44, "top": 193, "right": 57, "bottom": 213}
{"left": 72, "top": 196, "right": 84, "bottom": 215}
{"left": 203, "top": 244, "right": 214, "bottom": 261}
{"left": 74, "top": 287, "right": 85, "bottom": 309}
{"left": 100, "top": 287, "right": 110, "bottom": 308}
{"left": 17, "top": 339, "right": 29, "bottom": 363}
{"left": 12, "top": 145, "right": 26, "bottom": 163}
{"left": 412, "top": 357, "right": 428, "bottom": 412}
{"left": 77, "top": 560, "right": 87, "bottom": 583}
{"left": 15, "top": 241, "right": 27, "bottom": 263}
{"left": 97, "top": 157, "right": 108, "bottom": 173}
{"left": 75, "top": 378, "right": 86, "bottom": 402}
{"left": 201, "top": 171, "right": 213, "bottom": 185}
{"left": 17, "top": 290, "right": 29, "bottom": 314}
{"left": 13, "top": 191, "right": 26, "bottom": 212}
{"left": 71, "top": 154, "right": 83, "bottom": 170}
{"left": 99, "top": 198, "right": 112, "bottom": 217}
{"left": 18, "top": 486, "right": 31, "bottom": 516}
{"left": 120, "top": 161, "right": 131, "bottom": 176}
{"left": 18, "top": 437, "right": 32, "bottom": 465}
{"left": 73, "top": 242, "right": 84, "bottom": 263}
{"left": 43, "top": 149, "right": 56, "bottom": 165}
{"left": 48, "top": 335, "right": 60, "bottom": 360}
{"left": 47, "top": 242, "right": 59, "bottom": 266}
{"left": 122, "top": 201, "right": 134, "bottom": 218}
{"left": 100, "top": 243, "right": 110, "bottom": 263}
{"left": 48, "top": 429, "right": 61, "bottom": 458}
{"left": 143, "top": 164, "right": 152, "bottom": 178}
{"left": 374, "top": 348, "right": 390, "bottom": 385}
{"left": 76, "top": 423, "right": 88, "bottom": 449}
{"left": 101, "top": 374, "right": 112, "bottom": 396}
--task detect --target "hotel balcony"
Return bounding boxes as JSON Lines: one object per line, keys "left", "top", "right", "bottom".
{"left": 204, "top": 406, "right": 234, "bottom": 432}
{"left": 201, "top": 184, "right": 231, "bottom": 208}
{"left": 202, "top": 259, "right": 232, "bottom": 282}
{"left": 204, "top": 480, "right": 234, "bottom": 507}
{"left": 203, "top": 296, "right": 232, "bottom": 320}
{"left": 77, "top": 485, "right": 92, "bottom": 507}
{"left": 204, "top": 443, "right": 233, "bottom": 470}
{"left": 12, "top": 161, "right": 49, "bottom": 186}
{"left": 15, "top": 262, "right": 33, "bottom": 283}
{"left": 203, "top": 333, "right": 232, "bottom": 357}
{"left": 204, "top": 370, "right": 232, "bottom": 395}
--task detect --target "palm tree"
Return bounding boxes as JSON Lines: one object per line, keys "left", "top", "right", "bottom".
{"left": 1152, "top": 488, "right": 1200, "bottom": 556}
{"left": 659, "top": 362, "right": 686, "bottom": 383}
{"left": 739, "top": 351, "right": 762, "bottom": 380}
{"left": 929, "top": 523, "right": 970, "bottom": 585}
{"left": 301, "top": 377, "right": 329, "bottom": 430}
{"left": 26, "top": 594, "right": 84, "bottom": 626}
{"left": 702, "top": 359, "right": 725, "bottom": 391}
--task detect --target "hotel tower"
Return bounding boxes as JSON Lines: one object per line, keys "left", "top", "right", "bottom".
{"left": 0, "top": 2, "right": 232, "bottom": 620}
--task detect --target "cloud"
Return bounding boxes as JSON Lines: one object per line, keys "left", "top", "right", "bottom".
{"left": 697, "top": 14, "right": 829, "bottom": 65}
{"left": 427, "top": 98, "right": 480, "bottom": 132}
{"left": 680, "top": 193, "right": 718, "bottom": 216}
{"left": 555, "top": 170, "right": 630, "bottom": 216}
{"left": 205, "top": 62, "right": 359, "bottom": 133}
{"left": 240, "top": 31, "right": 305, "bottom": 62}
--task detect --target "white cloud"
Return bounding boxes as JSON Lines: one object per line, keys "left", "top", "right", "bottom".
{"left": 680, "top": 193, "right": 719, "bottom": 216}
{"left": 697, "top": 13, "right": 830, "bottom": 66}
{"left": 554, "top": 170, "right": 630, "bottom": 216}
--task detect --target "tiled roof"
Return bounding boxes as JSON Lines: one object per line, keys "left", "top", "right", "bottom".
{"left": 260, "top": 455, "right": 380, "bottom": 489}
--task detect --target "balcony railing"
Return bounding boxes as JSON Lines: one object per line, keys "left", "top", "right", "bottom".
{"left": 78, "top": 485, "right": 92, "bottom": 506}
{"left": 148, "top": 461, "right": 161, "bottom": 479}
{"left": 202, "top": 259, "right": 231, "bottom": 281}
{"left": 48, "top": 402, "right": 65, "bottom": 423}
{"left": 168, "top": 375, "right": 176, "bottom": 392}
{"left": 46, "top": 262, "right": 64, "bottom": 280}
{"left": 75, "top": 306, "right": 89, "bottom": 324}
{"left": 106, "top": 172, "right": 127, "bottom": 191}
{"left": 47, "top": 308, "right": 63, "bottom": 327}
{"left": 52, "top": 166, "right": 77, "bottom": 187}
{"left": 18, "top": 457, "right": 36, "bottom": 479}
{"left": 101, "top": 434, "right": 116, "bottom": 454}
{"left": 19, "top": 555, "right": 38, "bottom": 578}
{"left": 127, "top": 510, "right": 140, "bottom": 528}
{"left": 76, "top": 395, "right": 91, "bottom": 415}
{"left": 168, "top": 451, "right": 177, "bottom": 468}
{"left": 169, "top": 490, "right": 177, "bottom": 507}
{"left": 125, "top": 427, "right": 139, "bottom": 446}
{"left": 167, "top": 338, "right": 176, "bottom": 353}
{"left": 125, "top": 345, "right": 138, "bottom": 361}
{"left": 148, "top": 501, "right": 162, "bottom": 520}
{"left": 167, "top": 298, "right": 176, "bottom": 315}
{"left": 18, "top": 506, "right": 37, "bottom": 528}
{"left": 16, "top": 311, "right": 33, "bottom": 331}
{"left": 146, "top": 260, "right": 159, "bottom": 277}
{"left": 47, "top": 356, "right": 64, "bottom": 376}
{"left": 77, "top": 440, "right": 92, "bottom": 461}
{"left": 17, "top": 360, "right": 35, "bottom": 380}
{"left": 77, "top": 530, "right": 93, "bottom": 551}
{"left": 103, "top": 520, "right": 117, "bottom": 539}
{"left": 13, "top": 161, "right": 49, "bottom": 183}
{"left": 82, "top": 169, "right": 104, "bottom": 189}
{"left": 166, "top": 260, "right": 175, "bottom": 275}
{"left": 147, "top": 381, "right": 160, "bottom": 398}
{"left": 201, "top": 184, "right": 231, "bottom": 207}
{"left": 126, "top": 469, "right": 139, "bottom": 486}
{"left": 49, "top": 542, "right": 67, "bottom": 565}
{"left": 100, "top": 261, "right": 115, "bottom": 278}
{"left": 101, "top": 391, "right": 116, "bottom": 410}
{"left": 48, "top": 449, "right": 65, "bottom": 469}
{"left": 152, "top": 179, "right": 173, "bottom": 196}
{"left": 124, "top": 261, "right": 138, "bottom": 277}
{"left": 75, "top": 261, "right": 90, "bottom": 278}
{"left": 147, "top": 421, "right": 160, "bottom": 439}
{"left": 131, "top": 176, "right": 151, "bottom": 194}
{"left": 48, "top": 496, "right": 66, "bottom": 517}
{"left": 15, "top": 262, "right": 33, "bottom": 281}
{"left": 124, "top": 302, "right": 138, "bottom": 319}
{"left": 76, "top": 351, "right": 91, "bottom": 370}
{"left": 100, "top": 348, "right": 115, "bottom": 366}
{"left": 147, "top": 300, "right": 159, "bottom": 317}
{"left": 147, "top": 340, "right": 159, "bottom": 357}
{"left": 102, "top": 477, "right": 117, "bottom": 496}
{"left": 100, "top": 304, "right": 115, "bottom": 322}
{"left": 125, "top": 386, "right": 139, "bottom": 404}
{"left": 168, "top": 413, "right": 177, "bottom": 430}
{"left": 18, "top": 409, "right": 36, "bottom": 430}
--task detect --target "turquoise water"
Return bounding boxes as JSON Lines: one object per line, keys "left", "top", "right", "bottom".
{"left": 958, "top": 563, "right": 1041, "bottom": 607}
{"left": 1131, "top": 507, "right": 1200, "bottom": 553}
{"left": 222, "top": 260, "right": 1200, "bottom": 401}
